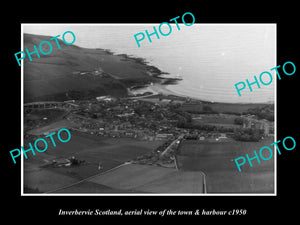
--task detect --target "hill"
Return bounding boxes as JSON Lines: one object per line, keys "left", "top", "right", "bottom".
{"left": 23, "top": 33, "right": 159, "bottom": 102}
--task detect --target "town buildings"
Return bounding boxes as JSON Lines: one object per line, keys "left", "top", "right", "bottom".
{"left": 241, "top": 115, "right": 274, "bottom": 136}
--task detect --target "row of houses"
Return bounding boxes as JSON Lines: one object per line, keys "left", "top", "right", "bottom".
{"left": 24, "top": 101, "right": 79, "bottom": 110}
{"left": 72, "top": 125, "right": 177, "bottom": 141}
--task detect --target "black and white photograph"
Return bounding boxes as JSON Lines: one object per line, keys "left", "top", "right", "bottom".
{"left": 22, "top": 24, "right": 276, "bottom": 195}
{"left": 4, "top": 4, "right": 298, "bottom": 223}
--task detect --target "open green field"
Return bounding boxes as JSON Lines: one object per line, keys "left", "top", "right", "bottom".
{"left": 24, "top": 108, "right": 68, "bottom": 132}
{"left": 26, "top": 119, "right": 74, "bottom": 135}
{"left": 84, "top": 164, "right": 204, "bottom": 193}
{"left": 193, "top": 114, "right": 238, "bottom": 124}
{"left": 24, "top": 131, "right": 164, "bottom": 193}
{"left": 177, "top": 137, "right": 275, "bottom": 193}
{"left": 24, "top": 164, "right": 78, "bottom": 193}
{"left": 192, "top": 114, "right": 242, "bottom": 128}
{"left": 179, "top": 101, "right": 271, "bottom": 114}
{"left": 53, "top": 180, "right": 137, "bottom": 193}
{"left": 207, "top": 102, "right": 271, "bottom": 114}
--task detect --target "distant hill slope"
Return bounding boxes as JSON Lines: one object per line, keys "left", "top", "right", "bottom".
{"left": 23, "top": 33, "right": 157, "bottom": 102}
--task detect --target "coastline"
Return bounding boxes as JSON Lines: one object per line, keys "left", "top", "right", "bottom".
{"left": 113, "top": 52, "right": 274, "bottom": 105}
{"left": 129, "top": 83, "right": 181, "bottom": 97}
{"left": 130, "top": 82, "right": 274, "bottom": 105}
{"left": 89, "top": 48, "right": 274, "bottom": 105}
{"left": 104, "top": 49, "right": 182, "bottom": 88}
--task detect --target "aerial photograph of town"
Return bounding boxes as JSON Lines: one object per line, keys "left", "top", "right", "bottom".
{"left": 22, "top": 24, "right": 275, "bottom": 194}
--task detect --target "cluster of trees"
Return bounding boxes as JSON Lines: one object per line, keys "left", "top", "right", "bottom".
{"left": 174, "top": 110, "right": 192, "bottom": 123}
{"left": 181, "top": 104, "right": 216, "bottom": 114}
{"left": 69, "top": 157, "right": 85, "bottom": 166}
{"left": 133, "top": 102, "right": 154, "bottom": 116}
{"left": 232, "top": 128, "right": 264, "bottom": 142}
{"left": 234, "top": 117, "right": 244, "bottom": 125}
{"left": 246, "top": 105, "right": 274, "bottom": 121}
{"left": 176, "top": 121, "right": 235, "bottom": 133}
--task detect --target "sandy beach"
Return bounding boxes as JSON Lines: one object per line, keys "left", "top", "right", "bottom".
{"left": 129, "top": 83, "right": 188, "bottom": 98}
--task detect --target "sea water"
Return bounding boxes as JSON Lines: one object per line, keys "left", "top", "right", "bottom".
{"left": 23, "top": 24, "right": 276, "bottom": 103}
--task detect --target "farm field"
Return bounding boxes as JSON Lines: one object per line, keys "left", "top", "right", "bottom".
{"left": 24, "top": 131, "right": 163, "bottom": 193}
{"left": 207, "top": 102, "right": 270, "bottom": 114}
{"left": 191, "top": 114, "right": 242, "bottom": 128}
{"left": 54, "top": 164, "right": 204, "bottom": 194}
{"left": 26, "top": 119, "right": 74, "bottom": 135}
{"left": 177, "top": 137, "right": 275, "bottom": 193}
{"left": 192, "top": 114, "right": 238, "bottom": 124}
{"left": 53, "top": 180, "right": 137, "bottom": 193}
{"left": 24, "top": 165, "right": 78, "bottom": 193}
{"left": 86, "top": 164, "right": 204, "bottom": 193}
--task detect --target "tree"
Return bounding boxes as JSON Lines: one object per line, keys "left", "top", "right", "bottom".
{"left": 203, "top": 105, "right": 213, "bottom": 112}
{"left": 234, "top": 117, "right": 244, "bottom": 125}
{"left": 233, "top": 128, "right": 263, "bottom": 142}
{"left": 246, "top": 105, "right": 274, "bottom": 121}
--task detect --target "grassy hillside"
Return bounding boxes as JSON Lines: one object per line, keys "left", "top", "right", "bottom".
{"left": 23, "top": 33, "right": 158, "bottom": 102}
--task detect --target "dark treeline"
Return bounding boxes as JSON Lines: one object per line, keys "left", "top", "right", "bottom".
{"left": 245, "top": 105, "right": 274, "bottom": 121}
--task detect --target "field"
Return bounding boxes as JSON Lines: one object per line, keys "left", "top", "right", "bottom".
{"left": 24, "top": 108, "right": 67, "bottom": 131}
{"left": 179, "top": 101, "right": 271, "bottom": 115}
{"left": 56, "top": 164, "right": 204, "bottom": 194}
{"left": 24, "top": 131, "right": 164, "bottom": 193}
{"left": 207, "top": 102, "right": 271, "bottom": 114}
{"left": 192, "top": 114, "right": 241, "bottom": 128}
{"left": 177, "top": 137, "right": 275, "bottom": 193}
{"left": 24, "top": 125, "right": 274, "bottom": 194}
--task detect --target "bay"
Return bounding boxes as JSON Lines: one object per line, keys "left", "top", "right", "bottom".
{"left": 23, "top": 24, "right": 276, "bottom": 103}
